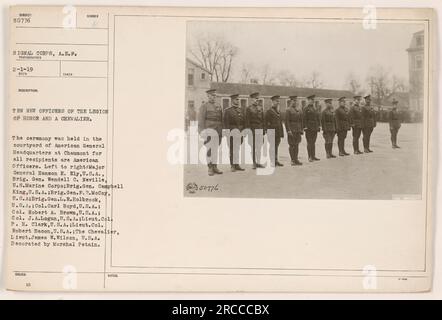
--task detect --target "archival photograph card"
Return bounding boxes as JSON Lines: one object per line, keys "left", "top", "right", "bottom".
{"left": 5, "top": 6, "right": 435, "bottom": 292}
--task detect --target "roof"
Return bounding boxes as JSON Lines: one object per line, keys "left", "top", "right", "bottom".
{"left": 407, "top": 29, "right": 424, "bottom": 52}
{"left": 210, "top": 82, "right": 354, "bottom": 99}
{"left": 186, "top": 58, "right": 212, "bottom": 74}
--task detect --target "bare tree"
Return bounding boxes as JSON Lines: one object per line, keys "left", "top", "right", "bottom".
{"left": 189, "top": 33, "right": 238, "bottom": 82}
{"left": 260, "top": 64, "right": 276, "bottom": 85}
{"left": 365, "top": 65, "right": 391, "bottom": 105}
{"left": 239, "top": 63, "right": 255, "bottom": 84}
{"left": 303, "top": 71, "right": 323, "bottom": 89}
{"left": 216, "top": 42, "right": 237, "bottom": 82}
{"left": 345, "top": 73, "right": 363, "bottom": 94}
{"left": 391, "top": 75, "right": 408, "bottom": 94}
{"left": 275, "top": 70, "right": 299, "bottom": 87}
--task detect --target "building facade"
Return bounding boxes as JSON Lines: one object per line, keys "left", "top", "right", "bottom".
{"left": 185, "top": 58, "right": 211, "bottom": 124}
{"left": 407, "top": 30, "right": 424, "bottom": 113}
{"left": 209, "top": 82, "right": 353, "bottom": 120}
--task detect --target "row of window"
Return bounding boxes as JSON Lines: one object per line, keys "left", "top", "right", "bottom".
{"left": 187, "top": 68, "right": 207, "bottom": 86}
{"left": 416, "top": 35, "right": 424, "bottom": 47}
{"left": 415, "top": 54, "right": 423, "bottom": 70}
{"left": 188, "top": 54, "right": 423, "bottom": 87}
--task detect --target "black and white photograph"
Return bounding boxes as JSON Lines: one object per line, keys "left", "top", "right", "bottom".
{"left": 3, "top": 4, "right": 438, "bottom": 296}
{"left": 184, "top": 19, "right": 426, "bottom": 199}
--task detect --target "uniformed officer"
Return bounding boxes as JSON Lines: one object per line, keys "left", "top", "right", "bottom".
{"left": 335, "top": 96, "right": 351, "bottom": 156}
{"left": 389, "top": 99, "right": 402, "bottom": 149}
{"left": 198, "top": 89, "right": 223, "bottom": 176}
{"left": 224, "top": 93, "right": 245, "bottom": 172}
{"left": 361, "top": 94, "right": 377, "bottom": 153}
{"left": 245, "top": 92, "right": 265, "bottom": 169}
{"left": 321, "top": 98, "right": 337, "bottom": 159}
{"left": 265, "top": 95, "right": 284, "bottom": 167}
{"left": 303, "top": 94, "right": 321, "bottom": 162}
{"left": 348, "top": 95, "right": 363, "bottom": 154}
{"left": 285, "top": 95, "right": 304, "bottom": 165}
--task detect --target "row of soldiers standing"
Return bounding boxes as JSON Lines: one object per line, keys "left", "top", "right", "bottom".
{"left": 198, "top": 89, "right": 401, "bottom": 176}
{"left": 273, "top": 93, "right": 378, "bottom": 164}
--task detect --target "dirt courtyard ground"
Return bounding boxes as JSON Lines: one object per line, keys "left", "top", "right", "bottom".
{"left": 183, "top": 122, "right": 423, "bottom": 199}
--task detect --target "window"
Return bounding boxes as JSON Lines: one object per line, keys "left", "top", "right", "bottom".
{"left": 416, "top": 35, "right": 423, "bottom": 47}
{"left": 284, "top": 98, "right": 290, "bottom": 109}
{"left": 187, "top": 68, "right": 194, "bottom": 86}
{"left": 415, "top": 55, "right": 423, "bottom": 70}
{"left": 200, "top": 72, "right": 206, "bottom": 80}
{"left": 222, "top": 98, "right": 230, "bottom": 110}
{"left": 240, "top": 98, "right": 248, "bottom": 113}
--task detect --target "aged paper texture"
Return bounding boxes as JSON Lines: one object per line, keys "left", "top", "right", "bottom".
{"left": 6, "top": 6, "right": 435, "bottom": 292}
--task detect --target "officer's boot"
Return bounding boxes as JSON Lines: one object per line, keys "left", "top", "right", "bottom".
{"left": 252, "top": 151, "right": 260, "bottom": 169}
{"left": 307, "top": 144, "right": 313, "bottom": 162}
{"left": 235, "top": 164, "right": 245, "bottom": 171}
{"left": 329, "top": 143, "right": 336, "bottom": 158}
{"left": 289, "top": 146, "right": 295, "bottom": 166}
{"left": 212, "top": 164, "right": 223, "bottom": 174}
{"left": 275, "top": 149, "right": 283, "bottom": 166}
{"left": 252, "top": 146, "right": 258, "bottom": 169}
{"left": 312, "top": 145, "right": 320, "bottom": 161}
{"left": 393, "top": 134, "right": 399, "bottom": 148}
{"left": 353, "top": 139, "right": 361, "bottom": 154}
{"left": 343, "top": 141, "right": 350, "bottom": 156}
{"left": 327, "top": 143, "right": 333, "bottom": 158}
{"left": 325, "top": 144, "right": 331, "bottom": 159}
{"left": 208, "top": 164, "right": 215, "bottom": 176}
{"left": 363, "top": 137, "right": 369, "bottom": 153}
{"left": 368, "top": 140, "right": 373, "bottom": 152}
{"left": 294, "top": 144, "right": 302, "bottom": 165}
{"left": 252, "top": 151, "right": 257, "bottom": 169}
{"left": 357, "top": 138, "right": 363, "bottom": 154}
{"left": 256, "top": 156, "right": 264, "bottom": 168}
{"left": 339, "top": 140, "right": 345, "bottom": 156}
{"left": 289, "top": 144, "right": 295, "bottom": 166}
